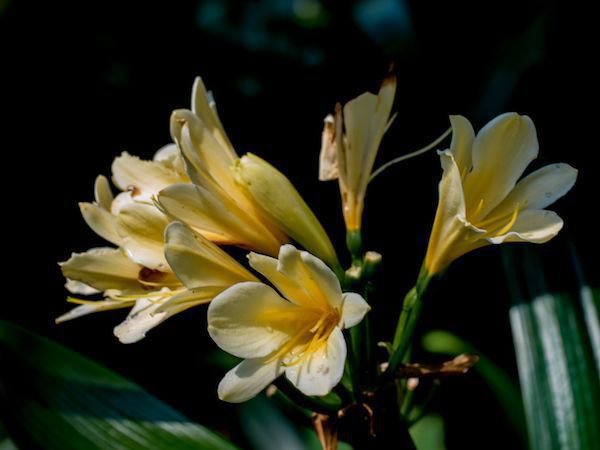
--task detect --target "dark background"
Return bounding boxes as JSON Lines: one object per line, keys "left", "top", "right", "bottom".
{"left": 3, "top": 0, "right": 597, "bottom": 448}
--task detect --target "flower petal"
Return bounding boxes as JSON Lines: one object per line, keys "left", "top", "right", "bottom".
{"left": 94, "top": 175, "right": 114, "bottom": 210}
{"left": 60, "top": 248, "right": 143, "bottom": 292}
{"left": 156, "top": 286, "right": 222, "bottom": 315}
{"left": 319, "top": 115, "right": 339, "bottom": 181}
{"left": 56, "top": 299, "right": 131, "bottom": 324}
{"left": 112, "top": 152, "right": 188, "bottom": 202}
{"left": 111, "top": 191, "right": 135, "bottom": 215}
{"left": 424, "top": 151, "right": 468, "bottom": 274}
{"left": 207, "top": 282, "right": 301, "bottom": 359}
{"left": 491, "top": 163, "right": 578, "bottom": 216}
{"left": 486, "top": 209, "right": 564, "bottom": 244}
{"left": 277, "top": 245, "right": 342, "bottom": 309}
{"left": 64, "top": 279, "right": 100, "bottom": 295}
{"left": 80, "top": 202, "right": 122, "bottom": 246}
{"left": 170, "top": 109, "right": 239, "bottom": 199}
{"left": 285, "top": 326, "right": 346, "bottom": 397}
{"left": 247, "top": 252, "right": 312, "bottom": 306}
{"left": 113, "top": 297, "right": 168, "bottom": 344}
{"left": 342, "top": 75, "right": 396, "bottom": 196}
{"left": 191, "top": 78, "right": 236, "bottom": 161}
{"left": 448, "top": 115, "right": 475, "bottom": 177}
{"left": 165, "top": 222, "right": 256, "bottom": 288}
{"left": 115, "top": 202, "right": 170, "bottom": 270}
{"left": 158, "top": 183, "right": 282, "bottom": 255}
{"left": 218, "top": 356, "right": 284, "bottom": 403}
{"left": 340, "top": 293, "right": 370, "bottom": 329}
{"left": 233, "top": 154, "right": 334, "bottom": 264}
{"left": 464, "top": 113, "right": 538, "bottom": 219}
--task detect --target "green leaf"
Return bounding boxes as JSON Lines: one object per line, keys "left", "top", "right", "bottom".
{"left": 409, "top": 414, "right": 446, "bottom": 450}
{"left": 0, "top": 440, "right": 18, "bottom": 450}
{"left": 238, "top": 395, "right": 352, "bottom": 450}
{"left": 0, "top": 422, "right": 17, "bottom": 450}
{"left": 422, "top": 330, "right": 527, "bottom": 443}
{"left": 0, "top": 320, "right": 238, "bottom": 450}
{"left": 504, "top": 248, "right": 600, "bottom": 450}
{"left": 239, "top": 396, "right": 309, "bottom": 450}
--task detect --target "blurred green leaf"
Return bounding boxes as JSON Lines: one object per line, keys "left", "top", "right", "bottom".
{"left": 504, "top": 248, "right": 600, "bottom": 450}
{"left": 239, "top": 396, "right": 309, "bottom": 450}
{"left": 409, "top": 414, "right": 446, "bottom": 450}
{"left": 0, "top": 440, "right": 18, "bottom": 450}
{"left": 0, "top": 320, "right": 238, "bottom": 450}
{"left": 203, "top": 348, "right": 240, "bottom": 370}
{"left": 0, "top": 423, "right": 17, "bottom": 450}
{"left": 239, "top": 395, "right": 351, "bottom": 450}
{"left": 422, "top": 330, "right": 527, "bottom": 443}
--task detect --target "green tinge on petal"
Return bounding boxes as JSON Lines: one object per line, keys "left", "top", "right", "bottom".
{"left": 233, "top": 154, "right": 341, "bottom": 272}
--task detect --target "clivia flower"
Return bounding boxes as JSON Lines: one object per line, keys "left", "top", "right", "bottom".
{"left": 233, "top": 153, "right": 341, "bottom": 271}
{"left": 156, "top": 78, "right": 289, "bottom": 256}
{"left": 59, "top": 147, "right": 255, "bottom": 343}
{"left": 424, "top": 113, "right": 578, "bottom": 275}
{"left": 319, "top": 75, "right": 397, "bottom": 232}
{"left": 207, "top": 245, "right": 370, "bottom": 403}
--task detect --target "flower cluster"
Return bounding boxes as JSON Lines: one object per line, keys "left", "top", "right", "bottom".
{"left": 60, "top": 75, "right": 576, "bottom": 403}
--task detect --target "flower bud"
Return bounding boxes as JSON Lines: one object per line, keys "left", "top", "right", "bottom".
{"left": 233, "top": 153, "right": 341, "bottom": 271}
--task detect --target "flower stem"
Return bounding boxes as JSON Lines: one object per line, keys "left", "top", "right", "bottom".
{"left": 387, "top": 267, "right": 431, "bottom": 373}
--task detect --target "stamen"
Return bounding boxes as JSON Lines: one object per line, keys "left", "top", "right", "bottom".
{"left": 108, "top": 288, "right": 184, "bottom": 302}
{"left": 492, "top": 207, "right": 520, "bottom": 236}
{"left": 266, "top": 308, "right": 340, "bottom": 367}
{"left": 474, "top": 205, "right": 521, "bottom": 238}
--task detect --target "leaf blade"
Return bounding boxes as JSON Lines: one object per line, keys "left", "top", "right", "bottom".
{"left": 0, "top": 320, "right": 238, "bottom": 450}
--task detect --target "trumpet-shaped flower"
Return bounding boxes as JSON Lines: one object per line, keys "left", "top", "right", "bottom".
{"left": 60, "top": 147, "right": 254, "bottom": 343}
{"left": 207, "top": 245, "right": 370, "bottom": 403}
{"left": 156, "top": 78, "right": 288, "bottom": 256}
{"left": 233, "top": 153, "right": 340, "bottom": 271}
{"left": 319, "top": 75, "right": 396, "bottom": 231}
{"left": 425, "top": 113, "right": 578, "bottom": 275}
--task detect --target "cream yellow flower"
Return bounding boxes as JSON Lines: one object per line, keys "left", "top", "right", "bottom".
{"left": 207, "top": 245, "right": 370, "bottom": 403}
{"left": 60, "top": 148, "right": 254, "bottom": 343}
{"left": 425, "top": 113, "right": 578, "bottom": 275}
{"left": 319, "top": 75, "right": 396, "bottom": 231}
{"left": 156, "top": 78, "right": 288, "bottom": 256}
{"left": 233, "top": 153, "right": 340, "bottom": 271}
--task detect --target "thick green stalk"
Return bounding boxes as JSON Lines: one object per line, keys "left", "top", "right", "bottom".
{"left": 388, "top": 268, "right": 431, "bottom": 373}
{"left": 344, "top": 228, "right": 365, "bottom": 398}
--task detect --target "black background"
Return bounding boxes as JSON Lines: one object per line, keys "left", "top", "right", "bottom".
{"left": 3, "top": 0, "right": 597, "bottom": 448}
